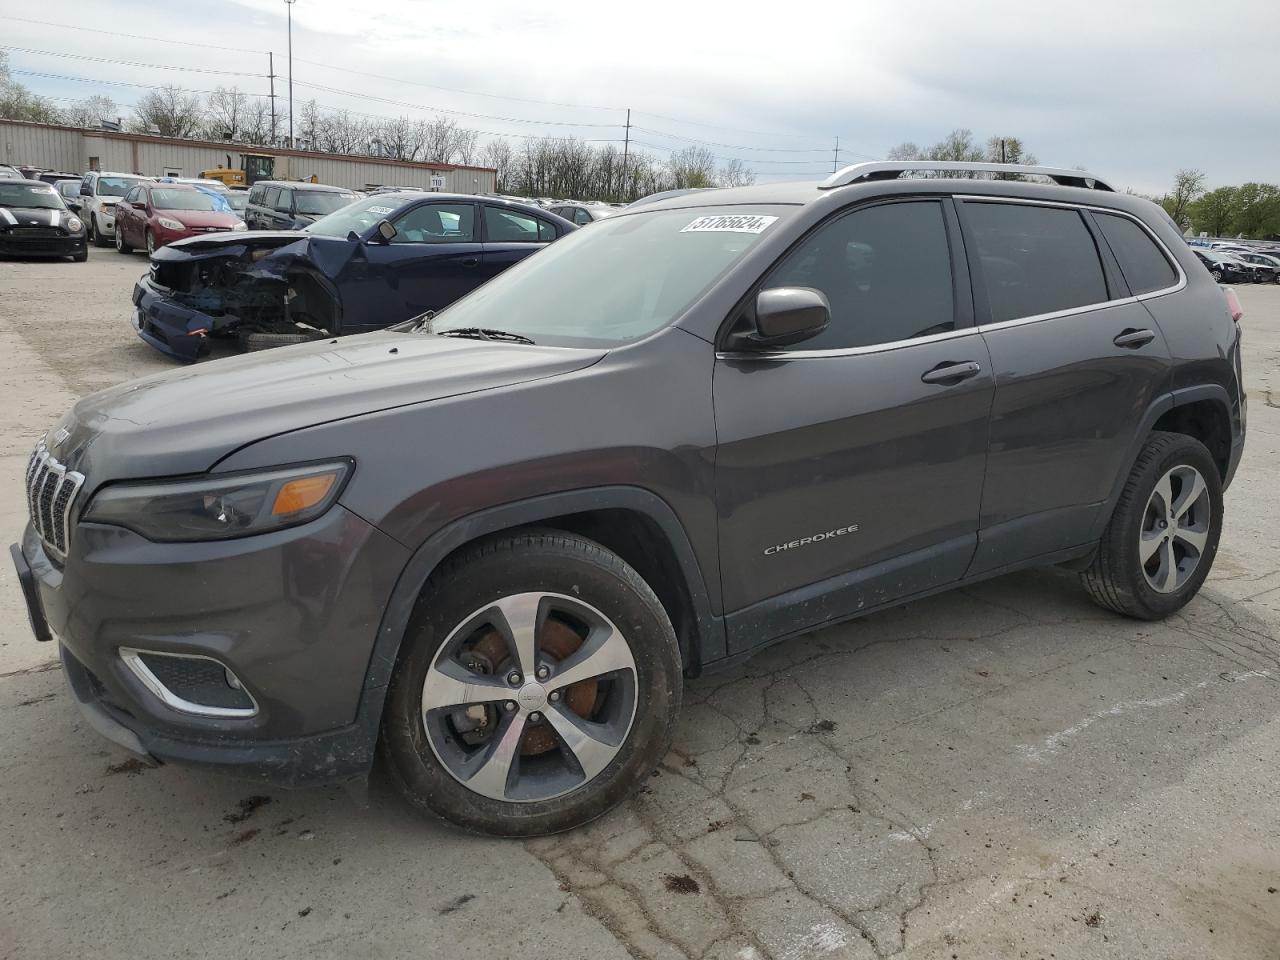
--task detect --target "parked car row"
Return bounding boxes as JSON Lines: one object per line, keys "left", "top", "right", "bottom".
{"left": 1192, "top": 247, "right": 1280, "bottom": 283}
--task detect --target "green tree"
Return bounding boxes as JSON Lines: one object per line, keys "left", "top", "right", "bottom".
{"left": 1190, "top": 187, "right": 1240, "bottom": 237}
{"left": 1230, "top": 182, "right": 1280, "bottom": 238}
{"left": 1159, "top": 169, "right": 1206, "bottom": 230}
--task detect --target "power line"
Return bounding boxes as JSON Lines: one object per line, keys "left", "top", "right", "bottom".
{"left": 0, "top": 45, "right": 261, "bottom": 78}
{"left": 0, "top": 15, "right": 266, "bottom": 54}
{"left": 12, "top": 69, "right": 273, "bottom": 98}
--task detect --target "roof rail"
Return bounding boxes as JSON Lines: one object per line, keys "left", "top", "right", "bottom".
{"left": 820, "top": 161, "right": 1114, "bottom": 192}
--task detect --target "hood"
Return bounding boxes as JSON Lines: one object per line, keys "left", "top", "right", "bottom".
{"left": 155, "top": 209, "right": 243, "bottom": 230}
{"left": 98, "top": 196, "right": 121, "bottom": 207}
{"left": 0, "top": 206, "right": 70, "bottom": 227}
{"left": 48, "top": 332, "right": 606, "bottom": 487}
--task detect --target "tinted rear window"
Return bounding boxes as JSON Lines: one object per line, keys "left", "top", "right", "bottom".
{"left": 1094, "top": 213, "right": 1178, "bottom": 295}
{"left": 964, "top": 202, "right": 1108, "bottom": 323}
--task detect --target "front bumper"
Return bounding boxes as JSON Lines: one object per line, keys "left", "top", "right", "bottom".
{"left": 132, "top": 275, "right": 219, "bottom": 361}
{"left": 13, "top": 505, "right": 409, "bottom": 786}
{"left": 0, "top": 231, "right": 86, "bottom": 258}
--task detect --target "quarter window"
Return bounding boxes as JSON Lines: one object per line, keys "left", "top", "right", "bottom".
{"left": 766, "top": 200, "right": 955, "bottom": 350}
{"left": 484, "top": 206, "right": 556, "bottom": 243}
{"left": 390, "top": 202, "right": 475, "bottom": 243}
{"left": 1093, "top": 212, "right": 1178, "bottom": 296}
{"left": 963, "top": 202, "right": 1108, "bottom": 323}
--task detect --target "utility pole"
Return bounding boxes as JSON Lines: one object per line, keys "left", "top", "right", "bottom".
{"left": 285, "top": 0, "right": 296, "bottom": 148}
{"left": 833, "top": 135, "right": 840, "bottom": 173}
{"left": 268, "top": 51, "right": 277, "bottom": 146}
{"left": 620, "top": 108, "right": 631, "bottom": 201}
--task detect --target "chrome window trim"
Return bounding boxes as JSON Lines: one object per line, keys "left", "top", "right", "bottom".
{"left": 119, "top": 648, "right": 259, "bottom": 719}
{"left": 717, "top": 325, "right": 979, "bottom": 361}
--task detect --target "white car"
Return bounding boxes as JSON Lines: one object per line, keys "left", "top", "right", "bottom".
{"left": 80, "top": 171, "right": 149, "bottom": 246}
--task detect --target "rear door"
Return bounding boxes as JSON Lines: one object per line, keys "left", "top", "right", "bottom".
{"left": 957, "top": 198, "right": 1176, "bottom": 573}
{"left": 713, "top": 197, "right": 994, "bottom": 651}
{"left": 477, "top": 205, "right": 561, "bottom": 282}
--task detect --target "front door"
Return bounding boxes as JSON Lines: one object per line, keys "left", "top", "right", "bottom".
{"left": 352, "top": 201, "right": 481, "bottom": 328}
{"left": 714, "top": 198, "right": 993, "bottom": 652}
{"left": 956, "top": 199, "right": 1176, "bottom": 573}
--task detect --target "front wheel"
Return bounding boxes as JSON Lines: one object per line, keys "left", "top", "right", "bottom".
{"left": 115, "top": 224, "right": 133, "bottom": 254}
{"left": 380, "top": 531, "right": 682, "bottom": 836}
{"left": 145, "top": 229, "right": 157, "bottom": 256}
{"left": 92, "top": 214, "right": 110, "bottom": 247}
{"left": 1082, "top": 431, "right": 1223, "bottom": 620}
{"left": 1210, "top": 268, "right": 1224, "bottom": 283}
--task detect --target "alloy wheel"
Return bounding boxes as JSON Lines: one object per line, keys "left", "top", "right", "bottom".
{"left": 420, "top": 592, "right": 638, "bottom": 803}
{"left": 146, "top": 231, "right": 156, "bottom": 256}
{"left": 1139, "top": 464, "right": 1211, "bottom": 593}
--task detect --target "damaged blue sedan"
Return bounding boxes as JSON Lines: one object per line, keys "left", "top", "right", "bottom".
{"left": 131, "top": 192, "right": 575, "bottom": 360}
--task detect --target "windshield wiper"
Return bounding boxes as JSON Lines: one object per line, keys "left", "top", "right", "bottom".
{"left": 437, "top": 327, "right": 536, "bottom": 345}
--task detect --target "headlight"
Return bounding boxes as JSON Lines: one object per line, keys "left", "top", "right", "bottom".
{"left": 64, "top": 216, "right": 83, "bottom": 233}
{"left": 157, "top": 216, "right": 185, "bottom": 231}
{"left": 82, "top": 460, "right": 352, "bottom": 542}
{"left": 232, "top": 220, "right": 247, "bottom": 231}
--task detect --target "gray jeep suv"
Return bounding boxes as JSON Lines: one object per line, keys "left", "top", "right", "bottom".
{"left": 12, "top": 161, "right": 1246, "bottom": 835}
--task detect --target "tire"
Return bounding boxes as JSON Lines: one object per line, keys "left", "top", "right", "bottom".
{"left": 92, "top": 213, "right": 110, "bottom": 247}
{"left": 72, "top": 248, "right": 88, "bottom": 263}
{"left": 145, "top": 230, "right": 157, "bottom": 256}
{"left": 380, "top": 530, "right": 682, "bottom": 836}
{"left": 1210, "top": 269, "right": 1223, "bottom": 283}
{"left": 1081, "top": 431, "right": 1223, "bottom": 620}
{"left": 115, "top": 224, "right": 133, "bottom": 254}
{"left": 238, "top": 330, "right": 322, "bottom": 352}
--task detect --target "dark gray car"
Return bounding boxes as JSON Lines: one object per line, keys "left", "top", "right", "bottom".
{"left": 12, "top": 161, "right": 1246, "bottom": 836}
{"left": 243, "top": 180, "right": 358, "bottom": 230}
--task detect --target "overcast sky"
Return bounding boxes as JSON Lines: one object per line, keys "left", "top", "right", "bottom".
{"left": 3, "top": 0, "right": 1276, "bottom": 194}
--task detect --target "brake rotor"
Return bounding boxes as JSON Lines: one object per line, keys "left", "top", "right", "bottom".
{"left": 468, "top": 615, "right": 599, "bottom": 755}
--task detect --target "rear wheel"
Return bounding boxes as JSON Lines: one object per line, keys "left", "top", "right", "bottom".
{"left": 1082, "top": 431, "right": 1222, "bottom": 619}
{"left": 380, "top": 531, "right": 682, "bottom": 836}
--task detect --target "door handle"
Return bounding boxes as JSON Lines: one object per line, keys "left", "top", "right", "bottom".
{"left": 1113, "top": 328, "right": 1156, "bottom": 349}
{"left": 460, "top": 257, "right": 479, "bottom": 267}
{"left": 921, "top": 360, "right": 982, "bottom": 385}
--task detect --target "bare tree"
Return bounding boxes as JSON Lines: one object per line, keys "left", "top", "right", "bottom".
{"left": 1161, "top": 169, "right": 1207, "bottom": 230}
{"left": 61, "top": 95, "right": 116, "bottom": 129}
{"left": 241, "top": 98, "right": 275, "bottom": 146}
{"left": 0, "top": 52, "right": 59, "bottom": 123}
{"left": 886, "top": 141, "right": 924, "bottom": 160}
{"left": 483, "top": 139, "right": 516, "bottom": 193}
{"left": 131, "top": 85, "right": 203, "bottom": 138}
{"left": 717, "top": 158, "right": 755, "bottom": 188}
{"left": 669, "top": 145, "right": 717, "bottom": 189}
{"left": 205, "top": 86, "right": 250, "bottom": 140}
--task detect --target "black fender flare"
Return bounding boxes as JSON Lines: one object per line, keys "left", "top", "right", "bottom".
{"left": 1088, "top": 384, "right": 1235, "bottom": 541}
{"left": 354, "top": 485, "right": 725, "bottom": 728}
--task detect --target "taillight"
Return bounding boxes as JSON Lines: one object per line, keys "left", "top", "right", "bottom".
{"left": 1223, "top": 286, "right": 1243, "bottom": 323}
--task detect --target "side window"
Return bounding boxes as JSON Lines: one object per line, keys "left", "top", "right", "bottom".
{"left": 261, "top": 187, "right": 280, "bottom": 210}
{"left": 484, "top": 206, "right": 556, "bottom": 243}
{"left": 123, "top": 186, "right": 141, "bottom": 204}
{"left": 963, "top": 202, "right": 1108, "bottom": 323}
{"left": 766, "top": 200, "right": 955, "bottom": 350}
{"left": 573, "top": 208, "right": 593, "bottom": 226}
{"left": 276, "top": 189, "right": 293, "bottom": 212}
{"left": 390, "top": 203, "right": 476, "bottom": 243}
{"left": 248, "top": 185, "right": 263, "bottom": 205}
{"left": 1093, "top": 212, "right": 1179, "bottom": 296}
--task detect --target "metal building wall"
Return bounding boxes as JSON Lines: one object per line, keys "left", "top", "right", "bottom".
{"left": 0, "top": 121, "right": 496, "bottom": 194}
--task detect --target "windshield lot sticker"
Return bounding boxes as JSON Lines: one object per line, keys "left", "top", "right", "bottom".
{"left": 681, "top": 214, "right": 778, "bottom": 234}
{"left": 367, "top": 205, "right": 395, "bottom": 215}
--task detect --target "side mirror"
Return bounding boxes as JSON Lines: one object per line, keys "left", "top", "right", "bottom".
{"left": 79, "top": 183, "right": 92, "bottom": 196}
{"left": 742, "top": 287, "right": 830, "bottom": 348}
{"left": 374, "top": 219, "right": 397, "bottom": 243}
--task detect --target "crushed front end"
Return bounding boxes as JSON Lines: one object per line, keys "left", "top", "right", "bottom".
{"left": 131, "top": 233, "right": 338, "bottom": 361}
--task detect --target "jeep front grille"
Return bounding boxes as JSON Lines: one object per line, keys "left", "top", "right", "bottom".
{"left": 25, "top": 442, "right": 85, "bottom": 560}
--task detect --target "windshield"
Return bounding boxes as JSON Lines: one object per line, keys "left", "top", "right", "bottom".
{"left": 304, "top": 195, "right": 414, "bottom": 236}
{"left": 0, "top": 181, "right": 64, "bottom": 210}
{"left": 152, "top": 188, "right": 219, "bottom": 211}
{"left": 97, "top": 176, "right": 143, "bottom": 197}
{"left": 225, "top": 192, "right": 249, "bottom": 211}
{"left": 296, "top": 191, "right": 356, "bottom": 216}
{"left": 431, "top": 205, "right": 792, "bottom": 347}
{"left": 56, "top": 181, "right": 80, "bottom": 198}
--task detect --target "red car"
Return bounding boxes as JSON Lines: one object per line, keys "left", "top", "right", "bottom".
{"left": 113, "top": 182, "right": 246, "bottom": 255}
